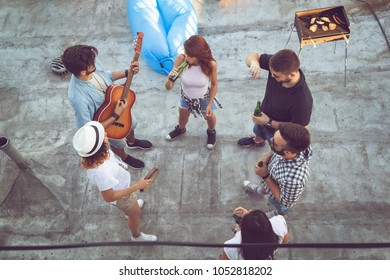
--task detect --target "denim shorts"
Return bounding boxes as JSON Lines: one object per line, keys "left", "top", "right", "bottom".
{"left": 108, "top": 113, "right": 137, "bottom": 149}
{"left": 178, "top": 95, "right": 218, "bottom": 113}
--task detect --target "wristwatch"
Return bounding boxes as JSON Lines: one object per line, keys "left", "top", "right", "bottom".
{"left": 262, "top": 173, "right": 270, "bottom": 180}
{"left": 266, "top": 118, "right": 273, "bottom": 127}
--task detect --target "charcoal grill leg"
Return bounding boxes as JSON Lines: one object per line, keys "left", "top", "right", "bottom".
{"left": 344, "top": 40, "right": 348, "bottom": 87}
{"left": 284, "top": 24, "right": 294, "bottom": 48}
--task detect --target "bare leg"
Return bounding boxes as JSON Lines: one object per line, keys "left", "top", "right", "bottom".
{"left": 206, "top": 112, "right": 216, "bottom": 131}
{"left": 126, "top": 130, "right": 135, "bottom": 143}
{"left": 111, "top": 146, "right": 128, "bottom": 161}
{"left": 125, "top": 201, "right": 141, "bottom": 237}
{"left": 178, "top": 108, "right": 190, "bottom": 129}
{"left": 254, "top": 135, "right": 264, "bottom": 144}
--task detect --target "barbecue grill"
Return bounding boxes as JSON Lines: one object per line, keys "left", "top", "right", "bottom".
{"left": 286, "top": 6, "right": 351, "bottom": 86}
{"left": 295, "top": 6, "right": 350, "bottom": 48}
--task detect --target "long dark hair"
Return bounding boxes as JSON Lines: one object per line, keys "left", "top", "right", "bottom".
{"left": 240, "top": 210, "right": 279, "bottom": 260}
{"left": 184, "top": 35, "right": 215, "bottom": 77}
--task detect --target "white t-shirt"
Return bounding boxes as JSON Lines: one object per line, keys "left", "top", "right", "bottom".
{"left": 223, "top": 215, "right": 288, "bottom": 260}
{"left": 87, "top": 150, "right": 130, "bottom": 192}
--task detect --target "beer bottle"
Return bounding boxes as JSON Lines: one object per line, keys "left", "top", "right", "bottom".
{"left": 254, "top": 100, "right": 262, "bottom": 116}
{"left": 169, "top": 60, "right": 188, "bottom": 82}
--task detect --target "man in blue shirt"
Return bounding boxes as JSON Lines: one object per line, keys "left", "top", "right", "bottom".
{"left": 62, "top": 45, "right": 151, "bottom": 169}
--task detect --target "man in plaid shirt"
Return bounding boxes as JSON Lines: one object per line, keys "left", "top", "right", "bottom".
{"left": 243, "top": 122, "right": 312, "bottom": 215}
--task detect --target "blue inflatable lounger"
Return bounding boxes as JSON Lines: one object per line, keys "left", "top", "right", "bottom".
{"left": 127, "top": 0, "right": 198, "bottom": 74}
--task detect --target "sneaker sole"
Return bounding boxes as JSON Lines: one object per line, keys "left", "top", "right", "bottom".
{"left": 238, "top": 144, "right": 254, "bottom": 148}
{"left": 242, "top": 181, "right": 257, "bottom": 194}
{"left": 238, "top": 143, "right": 265, "bottom": 148}
{"left": 165, "top": 133, "right": 185, "bottom": 141}
{"left": 126, "top": 145, "right": 153, "bottom": 151}
{"left": 128, "top": 165, "right": 144, "bottom": 170}
{"left": 131, "top": 237, "right": 158, "bottom": 242}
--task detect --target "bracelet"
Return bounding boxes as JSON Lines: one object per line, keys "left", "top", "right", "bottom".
{"left": 262, "top": 173, "right": 270, "bottom": 180}
{"left": 125, "top": 69, "right": 129, "bottom": 77}
{"left": 112, "top": 113, "right": 120, "bottom": 121}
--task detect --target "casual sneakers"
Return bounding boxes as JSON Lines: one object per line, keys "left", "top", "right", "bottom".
{"left": 206, "top": 129, "right": 216, "bottom": 150}
{"left": 123, "top": 155, "right": 144, "bottom": 169}
{"left": 243, "top": 180, "right": 264, "bottom": 196}
{"left": 131, "top": 232, "right": 158, "bottom": 242}
{"left": 166, "top": 125, "right": 186, "bottom": 141}
{"left": 126, "top": 138, "right": 152, "bottom": 150}
{"left": 238, "top": 136, "right": 266, "bottom": 147}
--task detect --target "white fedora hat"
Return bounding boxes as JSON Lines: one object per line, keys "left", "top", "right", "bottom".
{"left": 73, "top": 121, "right": 105, "bottom": 157}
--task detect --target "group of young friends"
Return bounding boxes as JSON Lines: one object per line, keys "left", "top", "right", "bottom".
{"left": 62, "top": 34, "right": 313, "bottom": 259}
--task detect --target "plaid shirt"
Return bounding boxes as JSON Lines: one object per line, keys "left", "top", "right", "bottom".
{"left": 262, "top": 146, "right": 313, "bottom": 208}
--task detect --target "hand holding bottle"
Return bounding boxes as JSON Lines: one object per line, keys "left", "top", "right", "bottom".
{"left": 169, "top": 60, "right": 188, "bottom": 82}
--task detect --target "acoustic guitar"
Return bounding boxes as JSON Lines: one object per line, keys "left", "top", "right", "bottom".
{"left": 93, "top": 32, "right": 144, "bottom": 140}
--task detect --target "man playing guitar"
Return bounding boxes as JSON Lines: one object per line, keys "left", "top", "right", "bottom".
{"left": 62, "top": 45, "right": 152, "bottom": 169}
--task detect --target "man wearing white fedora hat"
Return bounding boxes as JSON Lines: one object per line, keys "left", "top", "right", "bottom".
{"left": 73, "top": 121, "right": 157, "bottom": 241}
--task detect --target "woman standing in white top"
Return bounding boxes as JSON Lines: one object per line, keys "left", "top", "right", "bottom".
{"left": 165, "top": 35, "right": 220, "bottom": 149}
{"left": 72, "top": 121, "right": 157, "bottom": 242}
{"left": 220, "top": 207, "right": 288, "bottom": 260}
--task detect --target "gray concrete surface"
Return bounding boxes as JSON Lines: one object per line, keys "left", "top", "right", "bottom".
{"left": 0, "top": 0, "right": 389, "bottom": 260}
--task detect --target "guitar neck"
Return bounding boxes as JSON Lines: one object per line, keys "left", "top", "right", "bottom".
{"left": 121, "top": 51, "right": 141, "bottom": 99}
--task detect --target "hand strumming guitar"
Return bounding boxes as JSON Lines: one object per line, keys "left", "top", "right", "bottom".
{"left": 114, "top": 98, "right": 128, "bottom": 117}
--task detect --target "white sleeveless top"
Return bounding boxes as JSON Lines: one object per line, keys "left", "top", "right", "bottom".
{"left": 180, "top": 64, "right": 210, "bottom": 99}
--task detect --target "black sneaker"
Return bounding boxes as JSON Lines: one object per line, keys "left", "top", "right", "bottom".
{"left": 237, "top": 136, "right": 265, "bottom": 147}
{"left": 126, "top": 138, "right": 153, "bottom": 150}
{"left": 165, "top": 125, "right": 186, "bottom": 141}
{"left": 123, "top": 155, "right": 145, "bottom": 169}
{"left": 206, "top": 129, "right": 216, "bottom": 150}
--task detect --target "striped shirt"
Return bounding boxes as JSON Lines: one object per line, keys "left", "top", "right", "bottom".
{"left": 262, "top": 146, "right": 313, "bottom": 208}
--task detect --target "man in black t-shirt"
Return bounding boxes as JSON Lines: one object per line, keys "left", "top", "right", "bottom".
{"left": 238, "top": 49, "right": 313, "bottom": 147}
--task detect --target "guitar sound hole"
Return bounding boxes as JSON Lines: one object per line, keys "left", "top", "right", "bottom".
{"left": 113, "top": 122, "right": 124, "bottom": 128}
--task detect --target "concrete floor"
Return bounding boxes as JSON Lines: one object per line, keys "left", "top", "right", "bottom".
{"left": 0, "top": 0, "right": 389, "bottom": 260}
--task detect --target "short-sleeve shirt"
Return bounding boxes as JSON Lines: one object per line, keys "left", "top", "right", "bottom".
{"left": 259, "top": 54, "right": 313, "bottom": 126}
{"left": 68, "top": 58, "right": 114, "bottom": 129}
{"left": 223, "top": 215, "right": 288, "bottom": 260}
{"left": 87, "top": 151, "right": 130, "bottom": 192}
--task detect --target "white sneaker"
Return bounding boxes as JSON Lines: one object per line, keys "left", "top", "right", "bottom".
{"left": 125, "top": 199, "right": 144, "bottom": 219}
{"left": 243, "top": 180, "right": 263, "bottom": 196}
{"left": 131, "top": 232, "right": 158, "bottom": 242}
